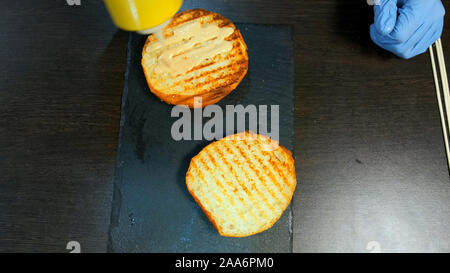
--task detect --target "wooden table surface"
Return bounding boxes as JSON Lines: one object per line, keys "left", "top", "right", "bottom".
{"left": 1, "top": 0, "right": 449, "bottom": 252}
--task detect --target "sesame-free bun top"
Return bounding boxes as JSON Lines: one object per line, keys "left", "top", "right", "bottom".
{"left": 141, "top": 9, "right": 248, "bottom": 108}
{"left": 186, "top": 132, "right": 297, "bottom": 237}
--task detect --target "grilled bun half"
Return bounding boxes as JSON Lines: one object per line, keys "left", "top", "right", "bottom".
{"left": 141, "top": 9, "right": 248, "bottom": 108}
{"left": 186, "top": 132, "right": 297, "bottom": 237}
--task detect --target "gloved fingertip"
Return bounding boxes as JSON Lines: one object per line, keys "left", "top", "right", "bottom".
{"left": 373, "top": 0, "right": 398, "bottom": 36}
{"left": 376, "top": 15, "right": 393, "bottom": 35}
{"left": 369, "top": 24, "right": 383, "bottom": 46}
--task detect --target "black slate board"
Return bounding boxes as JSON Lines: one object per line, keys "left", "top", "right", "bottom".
{"left": 108, "top": 24, "right": 294, "bottom": 253}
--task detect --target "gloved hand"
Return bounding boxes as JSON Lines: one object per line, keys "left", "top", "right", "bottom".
{"left": 370, "top": 0, "right": 445, "bottom": 59}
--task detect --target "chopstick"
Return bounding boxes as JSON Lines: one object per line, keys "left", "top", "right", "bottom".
{"left": 429, "top": 38, "right": 450, "bottom": 169}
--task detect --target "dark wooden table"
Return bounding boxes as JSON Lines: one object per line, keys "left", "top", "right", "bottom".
{"left": 0, "top": 0, "right": 449, "bottom": 252}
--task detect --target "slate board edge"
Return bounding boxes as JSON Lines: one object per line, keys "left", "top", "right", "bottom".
{"left": 280, "top": 23, "right": 295, "bottom": 253}
{"left": 107, "top": 33, "right": 133, "bottom": 253}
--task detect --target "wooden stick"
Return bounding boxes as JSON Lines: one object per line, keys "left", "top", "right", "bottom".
{"left": 430, "top": 43, "right": 450, "bottom": 169}
{"left": 436, "top": 39, "right": 450, "bottom": 137}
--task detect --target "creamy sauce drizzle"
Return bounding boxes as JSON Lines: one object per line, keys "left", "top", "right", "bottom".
{"left": 148, "top": 21, "right": 234, "bottom": 76}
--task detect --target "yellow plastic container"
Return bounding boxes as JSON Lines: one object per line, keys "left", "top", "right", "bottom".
{"left": 104, "top": 0, "right": 183, "bottom": 33}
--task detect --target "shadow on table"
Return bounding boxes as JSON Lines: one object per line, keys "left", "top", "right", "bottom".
{"left": 333, "top": 0, "right": 394, "bottom": 60}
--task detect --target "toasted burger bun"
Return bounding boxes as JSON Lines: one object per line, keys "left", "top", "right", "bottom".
{"left": 141, "top": 9, "right": 248, "bottom": 108}
{"left": 186, "top": 132, "right": 297, "bottom": 237}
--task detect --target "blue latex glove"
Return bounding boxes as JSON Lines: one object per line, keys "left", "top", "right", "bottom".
{"left": 370, "top": 0, "right": 445, "bottom": 59}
